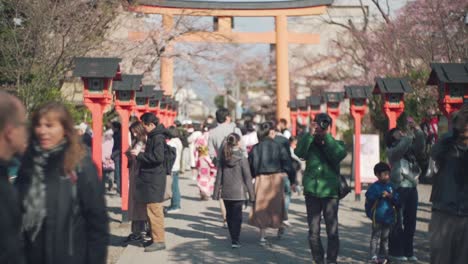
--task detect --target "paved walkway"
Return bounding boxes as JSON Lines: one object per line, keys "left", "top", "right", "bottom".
{"left": 107, "top": 172, "right": 431, "bottom": 264}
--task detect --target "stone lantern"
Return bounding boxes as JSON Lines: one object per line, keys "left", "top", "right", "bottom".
{"left": 373, "top": 78, "right": 413, "bottom": 129}
{"left": 72, "top": 57, "right": 121, "bottom": 178}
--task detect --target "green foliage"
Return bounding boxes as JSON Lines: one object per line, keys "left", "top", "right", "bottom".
{"left": 341, "top": 129, "right": 354, "bottom": 152}
{"left": 214, "top": 95, "right": 224, "bottom": 109}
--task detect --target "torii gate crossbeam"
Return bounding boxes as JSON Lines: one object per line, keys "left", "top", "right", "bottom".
{"left": 127, "top": 0, "right": 333, "bottom": 122}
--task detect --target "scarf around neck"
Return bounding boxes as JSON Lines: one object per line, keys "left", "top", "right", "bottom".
{"left": 22, "top": 140, "right": 67, "bottom": 241}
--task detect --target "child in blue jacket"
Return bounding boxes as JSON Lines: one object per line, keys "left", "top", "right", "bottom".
{"left": 365, "top": 162, "right": 400, "bottom": 264}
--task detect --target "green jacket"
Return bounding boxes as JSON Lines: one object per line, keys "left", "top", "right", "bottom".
{"left": 294, "top": 134, "right": 347, "bottom": 198}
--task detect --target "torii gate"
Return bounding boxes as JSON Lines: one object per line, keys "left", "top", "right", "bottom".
{"left": 128, "top": 0, "right": 333, "bottom": 122}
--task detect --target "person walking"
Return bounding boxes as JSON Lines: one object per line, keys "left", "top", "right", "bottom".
{"left": 15, "top": 102, "right": 108, "bottom": 264}
{"left": 166, "top": 126, "right": 184, "bottom": 213}
{"left": 208, "top": 108, "right": 244, "bottom": 228}
{"left": 365, "top": 162, "right": 400, "bottom": 264}
{"left": 429, "top": 105, "right": 468, "bottom": 264}
{"left": 213, "top": 133, "right": 255, "bottom": 248}
{"left": 124, "top": 121, "right": 149, "bottom": 244}
{"left": 111, "top": 121, "right": 122, "bottom": 195}
{"left": 294, "top": 113, "right": 347, "bottom": 264}
{"left": 132, "top": 113, "right": 167, "bottom": 252}
{"left": 386, "top": 119, "right": 425, "bottom": 262}
{"left": 196, "top": 145, "right": 216, "bottom": 200}
{"left": 102, "top": 125, "right": 115, "bottom": 192}
{"left": 248, "top": 122, "right": 295, "bottom": 244}
{"left": 0, "top": 92, "right": 28, "bottom": 264}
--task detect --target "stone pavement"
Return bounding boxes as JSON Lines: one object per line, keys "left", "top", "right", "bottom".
{"left": 107, "top": 172, "right": 432, "bottom": 264}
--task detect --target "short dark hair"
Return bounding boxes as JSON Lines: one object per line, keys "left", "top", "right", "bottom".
{"left": 374, "top": 162, "right": 391, "bottom": 176}
{"left": 279, "top": 118, "right": 287, "bottom": 126}
{"left": 111, "top": 121, "right": 121, "bottom": 131}
{"left": 216, "top": 108, "right": 230, "bottom": 123}
{"left": 385, "top": 128, "right": 400, "bottom": 148}
{"left": 244, "top": 120, "right": 256, "bottom": 133}
{"left": 257, "top": 121, "right": 273, "bottom": 141}
{"left": 140, "top": 112, "right": 159, "bottom": 126}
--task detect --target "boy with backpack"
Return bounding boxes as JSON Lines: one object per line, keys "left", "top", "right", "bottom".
{"left": 365, "top": 162, "right": 400, "bottom": 264}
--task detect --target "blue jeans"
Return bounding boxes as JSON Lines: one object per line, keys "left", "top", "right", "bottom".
{"left": 389, "top": 187, "right": 418, "bottom": 257}
{"left": 284, "top": 177, "right": 291, "bottom": 220}
{"left": 170, "top": 171, "right": 181, "bottom": 209}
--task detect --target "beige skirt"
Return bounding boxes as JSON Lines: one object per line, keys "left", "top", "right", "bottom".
{"left": 249, "top": 173, "right": 286, "bottom": 229}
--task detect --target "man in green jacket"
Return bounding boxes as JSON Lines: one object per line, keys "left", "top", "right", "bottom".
{"left": 295, "top": 113, "right": 347, "bottom": 264}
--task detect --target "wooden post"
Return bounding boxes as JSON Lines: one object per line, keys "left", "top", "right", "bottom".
{"left": 275, "top": 15, "right": 290, "bottom": 124}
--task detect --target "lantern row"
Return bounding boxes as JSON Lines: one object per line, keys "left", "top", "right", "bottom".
{"left": 71, "top": 57, "right": 179, "bottom": 222}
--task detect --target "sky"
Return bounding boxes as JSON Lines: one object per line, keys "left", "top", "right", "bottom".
{"left": 170, "top": 0, "right": 410, "bottom": 109}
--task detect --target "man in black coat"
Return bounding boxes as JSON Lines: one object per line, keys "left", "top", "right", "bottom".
{"left": 0, "top": 92, "right": 29, "bottom": 264}
{"left": 430, "top": 104, "right": 468, "bottom": 264}
{"left": 132, "top": 113, "right": 167, "bottom": 252}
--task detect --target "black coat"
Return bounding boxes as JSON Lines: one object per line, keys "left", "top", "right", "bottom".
{"left": 136, "top": 125, "right": 167, "bottom": 203}
{"left": 430, "top": 133, "right": 468, "bottom": 216}
{"left": 0, "top": 161, "right": 25, "bottom": 264}
{"left": 15, "top": 147, "right": 109, "bottom": 264}
{"left": 249, "top": 137, "right": 296, "bottom": 184}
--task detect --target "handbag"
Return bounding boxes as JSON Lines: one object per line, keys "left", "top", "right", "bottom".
{"left": 164, "top": 174, "right": 172, "bottom": 201}
{"left": 338, "top": 174, "right": 351, "bottom": 200}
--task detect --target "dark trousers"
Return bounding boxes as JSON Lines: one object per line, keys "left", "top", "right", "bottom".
{"left": 112, "top": 155, "right": 121, "bottom": 194}
{"left": 389, "top": 187, "right": 418, "bottom": 257}
{"left": 370, "top": 223, "right": 391, "bottom": 259}
{"left": 430, "top": 211, "right": 468, "bottom": 264}
{"left": 223, "top": 200, "right": 244, "bottom": 243}
{"left": 305, "top": 194, "right": 339, "bottom": 264}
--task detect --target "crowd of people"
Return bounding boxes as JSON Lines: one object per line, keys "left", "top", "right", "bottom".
{"left": 0, "top": 90, "right": 467, "bottom": 264}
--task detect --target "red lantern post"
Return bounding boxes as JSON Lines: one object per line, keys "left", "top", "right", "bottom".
{"left": 113, "top": 74, "right": 143, "bottom": 221}
{"left": 345, "top": 86, "right": 372, "bottom": 201}
{"left": 324, "top": 92, "right": 344, "bottom": 137}
{"left": 308, "top": 95, "right": 322, "bottom": 121}
{"left": 373, "top": 78, "right": 413, "bottom": 130}
{"left": 288, "top": 100, "right": 298, "bottom": 136}
{"left": 427, "top": 63, "right": 468, "bottom": 127}
{"left": 297, "top": 99, "right": 309, "bottom": 127}
{"left": 73, "top": 57, "right": 122, "bottom": 179}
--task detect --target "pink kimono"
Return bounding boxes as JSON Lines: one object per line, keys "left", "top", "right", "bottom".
{"left": 196, "top": 155, "right": 216, "bottom": 199}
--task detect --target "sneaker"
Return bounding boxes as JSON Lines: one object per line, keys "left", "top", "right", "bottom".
{"left": 166, "top": 208, "right": 181, "bottom": 213}
{"left": 231, "top": 241, "right": 241, "bottom": 249}
{"left": 123, "top": 233, "right": 141, "bottom": 244}
{"left": 222, "top": 222, "right": 228, "bottom": 229}
{"left": 369, "top": 255, "right": 379, "bottom": 263}
{"left": 389, "top": 256, "right": 408, "bottom": 261}
{"left": 407, "top": 256, "right": 418, "bottom": 262}
{"left": 378, "top": 258, "right": 389, "bottom": 264}
{"left": 282, "top": 220, "right": 291, "bottom": 227}
{"left": 259, "top": 238, "right": 267, "bottom": 245}
{"left": 144, "top": 242, "right": 166, "bottom": 252}
{"left": 277, "top": 226, "right": 286, "bottom": 238}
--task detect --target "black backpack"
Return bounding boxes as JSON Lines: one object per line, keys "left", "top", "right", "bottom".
{"left": 164, "top": 143, "right": 177, "bottom": 175}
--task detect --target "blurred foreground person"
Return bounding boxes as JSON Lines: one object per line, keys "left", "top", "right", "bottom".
{"left": 430, "top": 104, "right": 468, "bottom": 264}
{"left": 16, "top": 102, "right": 108, "bottom": 264}
{"left": 0, "top": 92, "right": 28, "bottom": 264}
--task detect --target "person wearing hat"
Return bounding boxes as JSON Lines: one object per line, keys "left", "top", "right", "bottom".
{"left": 294, "top": 113, "right": 347, "bottom": 264}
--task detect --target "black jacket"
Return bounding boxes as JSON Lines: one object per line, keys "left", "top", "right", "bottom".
{"left": 213, "top": 150, "right": 255, "bottom": 201}
{"left": 0, "top": 160, "right": 25, "bottom": 264}
{"left": 430, "top": 133, "right": 468, "bottom": 216}
{"left": 249, "top": 138, "right": 296, "bottom": 184}
{"left": 136, "top": 125, "right": 167, "bottom": 203}
{"left": 15, "top": 148, "right": 109, "bottom": 264}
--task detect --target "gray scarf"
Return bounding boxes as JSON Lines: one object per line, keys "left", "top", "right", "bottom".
{"left": 22, "top": 141, "right": 67, "bottom": 241}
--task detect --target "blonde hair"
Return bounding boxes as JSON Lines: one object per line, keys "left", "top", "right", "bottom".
{"left": 198, "top": 145, "right": 209, "bottom": 157}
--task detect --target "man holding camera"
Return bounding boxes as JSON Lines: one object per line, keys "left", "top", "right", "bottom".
{"left": 294, "top": 113, "right": 347, "bottom": 264}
